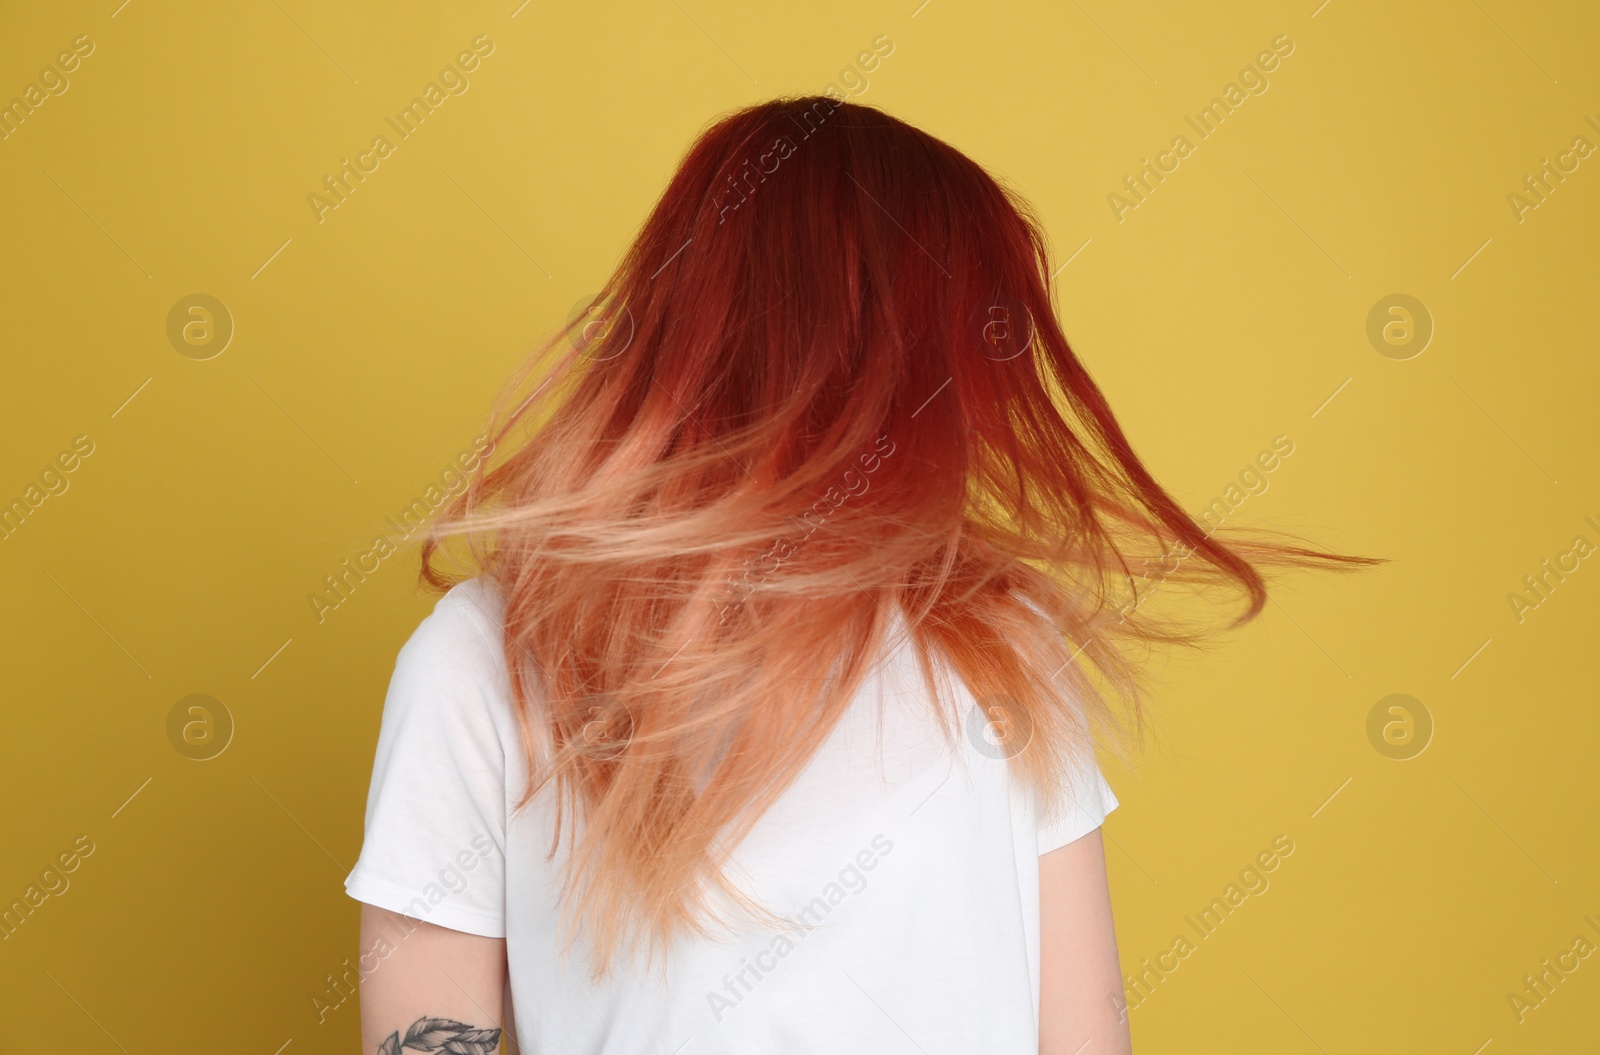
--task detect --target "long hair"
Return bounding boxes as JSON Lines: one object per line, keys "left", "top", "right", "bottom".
{"left": 419, "top": 95, "right": 1381, "bottom": 980}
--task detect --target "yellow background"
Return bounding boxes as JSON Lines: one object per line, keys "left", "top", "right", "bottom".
{"left": 2, "top": 0, "right": 1596, "bottom": 1051}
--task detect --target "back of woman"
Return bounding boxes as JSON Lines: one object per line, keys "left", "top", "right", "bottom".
{"left": 343, "top": 95, "right": 1373, "bottom": 1055}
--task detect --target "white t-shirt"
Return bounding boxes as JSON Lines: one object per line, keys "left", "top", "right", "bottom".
{"left": 345, "top": 577, "right": 1117, "bottom": 1054}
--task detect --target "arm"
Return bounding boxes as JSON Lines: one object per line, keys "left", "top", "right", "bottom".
{"left": 1039, "top": 828, "right": 1132, "bottom": 1055}
{"left": 358, "top": 904, "right": 509, "bottom": 1055}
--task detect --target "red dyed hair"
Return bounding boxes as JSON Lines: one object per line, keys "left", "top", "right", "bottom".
{"left": 420, "top": 95, "right": 1380, "bottom": 979}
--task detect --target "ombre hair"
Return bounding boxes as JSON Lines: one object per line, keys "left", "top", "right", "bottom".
{"left": 419, "top": 95, "right": 1380, "bottom": 980}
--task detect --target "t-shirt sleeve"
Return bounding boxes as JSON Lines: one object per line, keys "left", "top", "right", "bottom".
{"left": 344, "top": 579, "right": 515, "bottom": 938}
{"left": 1007, "top": 591, "right": 1121, "bottom": 854}
{"left": 1036, "top": 745, "right": 1120, "bottom": 856}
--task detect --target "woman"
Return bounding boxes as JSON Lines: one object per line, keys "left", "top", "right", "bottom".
{"left": 344, "top": 95, "right": 1374, "bottom": 1054}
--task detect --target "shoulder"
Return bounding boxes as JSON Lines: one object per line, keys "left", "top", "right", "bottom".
{"left": 394, "top": 576, "right": 510, "bottom": 682}
{"left": 349, "top": 584, "right": 519, "bottom": 934}
{"left": 379, "top": 576, "right": 522, "bottom": 753}
{"left": 425, "top": 574, "right": 509, "bottom": 646}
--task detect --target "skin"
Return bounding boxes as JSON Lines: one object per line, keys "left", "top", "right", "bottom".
{"left": 1039, "top": 828, "right": 1133, "bottom": 1054}
{"left": 359, "top": 833, "right": 1128, "bottom": 1054}
{"left": 357, "top": 905, "right": 514, "bottom": 1054}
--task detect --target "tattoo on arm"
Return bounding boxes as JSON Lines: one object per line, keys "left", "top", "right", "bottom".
{"left": 376, "top": 1017, "right": 502, "bottom": 1055}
